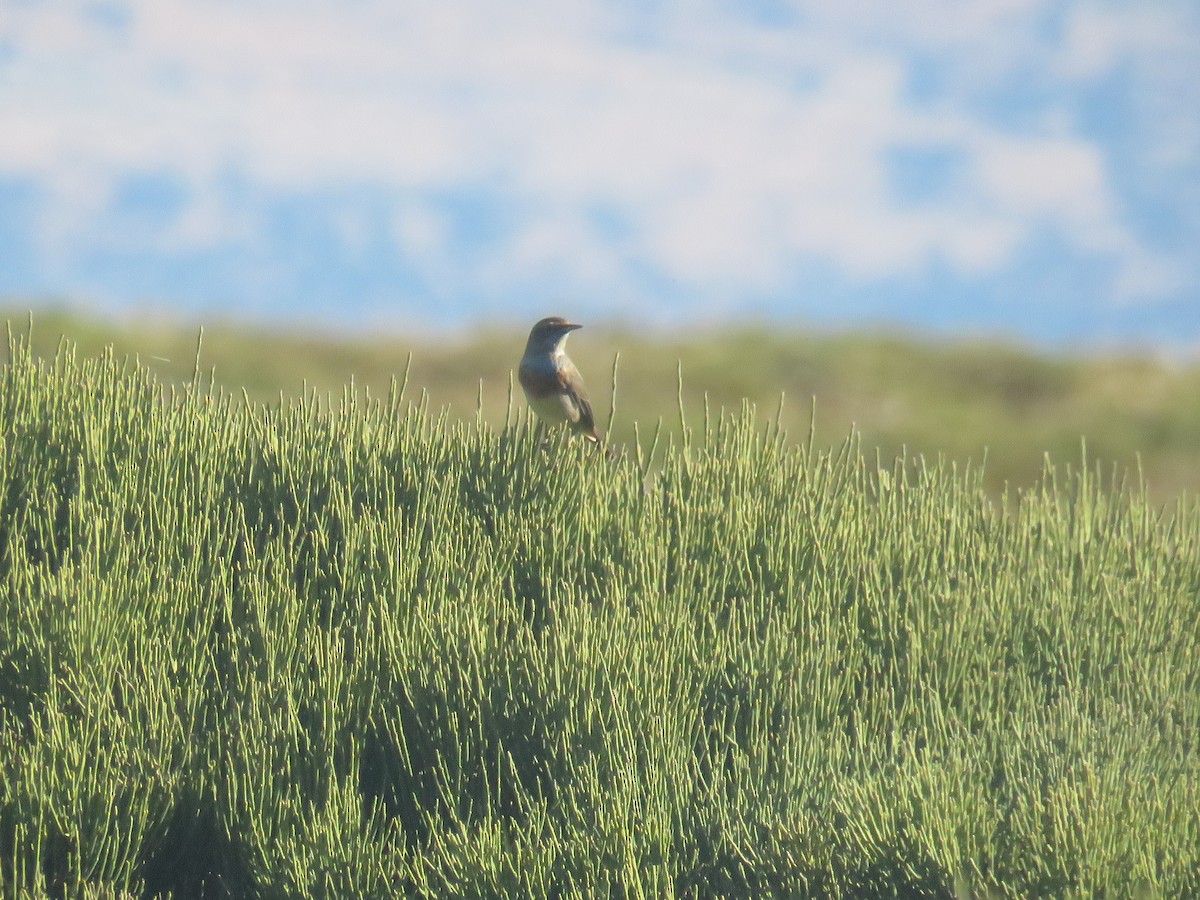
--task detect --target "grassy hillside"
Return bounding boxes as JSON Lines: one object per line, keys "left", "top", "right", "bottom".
{"left": 7, "top": 307, "right": 1200, "bottom": 502}
{"left": 0, "top": 331, "right": 1197, "bottom": 897}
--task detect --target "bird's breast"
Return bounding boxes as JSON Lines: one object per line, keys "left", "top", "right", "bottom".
{"left": 518, "top": 355, "right": 562, "bottom": 399}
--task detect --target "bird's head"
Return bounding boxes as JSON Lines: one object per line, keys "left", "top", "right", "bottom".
{"left": 525, "top": 316, "right": 582, "bottom": 355}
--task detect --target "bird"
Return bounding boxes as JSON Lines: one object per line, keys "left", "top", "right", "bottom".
{"left": 518, "top": 316, "right": 602, "bottom": 444}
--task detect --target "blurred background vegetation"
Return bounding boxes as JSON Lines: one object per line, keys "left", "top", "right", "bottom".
{"left": 7, "top": 306, "right": 1199, "bottom": 502}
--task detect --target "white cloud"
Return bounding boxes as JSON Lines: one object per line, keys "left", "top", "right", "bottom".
{"left": 0, "top": 0, "right": 1193, "bottom": 318}
{"left": 1056, "top": 4, "right": 1187, "bottom": 80}
{"left": 392, "top": 204, "right": 450, "bottom": 263}
{"left": 970, "top": 134, "right": 1112, "bottom": 223}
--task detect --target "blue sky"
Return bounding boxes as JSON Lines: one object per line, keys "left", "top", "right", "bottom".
{"left": 1, "top": 0, "right": 1197, "bottom": 348}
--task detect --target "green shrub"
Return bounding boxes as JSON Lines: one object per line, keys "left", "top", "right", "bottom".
{"left": 1, "top": 332, "right": 1197, "bottom": 898}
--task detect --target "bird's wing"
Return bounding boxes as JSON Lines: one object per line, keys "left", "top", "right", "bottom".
{"left": 558, "top": 362, "right": 602, "bottom": 442}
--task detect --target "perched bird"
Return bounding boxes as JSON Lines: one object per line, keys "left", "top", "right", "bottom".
{"left": 518, "top": 316, "right": 602, "bottom": 443}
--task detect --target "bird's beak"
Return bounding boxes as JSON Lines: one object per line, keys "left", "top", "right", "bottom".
{"left": 563, "top": 322, "right": 582, "bottom": 331}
